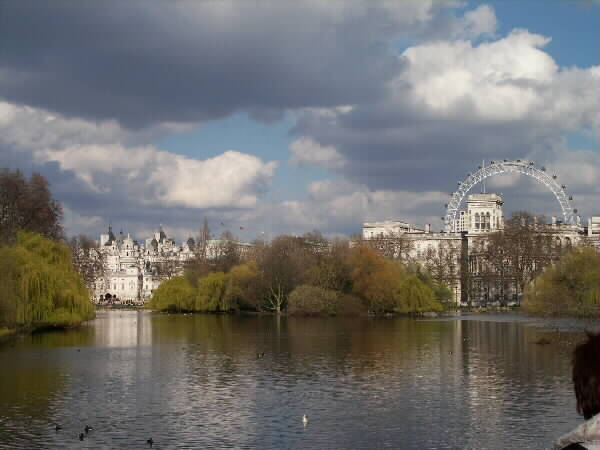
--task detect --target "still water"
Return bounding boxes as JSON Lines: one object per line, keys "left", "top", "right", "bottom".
{"left": 0, "top": 311, "right": 597, "bottom": 449}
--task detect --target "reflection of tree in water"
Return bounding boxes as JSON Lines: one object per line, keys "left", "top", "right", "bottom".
{"left": 0, "top": 351, "right": 65, "bottom": 445}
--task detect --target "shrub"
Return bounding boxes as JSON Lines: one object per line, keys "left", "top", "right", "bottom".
{"left": 335, "top": 293, "right": 367, "bottom": 316}
{"left": 287, "top": 285, "right": 338, "bottom": 315}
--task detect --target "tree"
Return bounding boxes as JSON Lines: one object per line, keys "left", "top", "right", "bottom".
{"left": 212, "top": 231, "right": 241, "bottom": 273}
{"left": 69, "top": 235, "right": 106, "bottom": 292}
{"left": 196, "top": 217, "right": 211, "bottom": 262}
{"left": 304, "top": 238, "right": 352, "bottom": 292}
{"left": 420, "top": 240, "right": 461, "bottom": 304}
{"left": 474, "top": 211, "right": 562, "bottom": 304}
{"left": 366, "top": 231, "right": 414, "bottom": 263}
{"left": 287, "top": 285, "right": 338, "bottom": 315}
{"left": 196, "top": 272, "right": 232, "bottom": 312}
{"left": 394, "top": 275, "right": 443, "bottom": 313}
{"left": 0, "top": 232, "right": 94, "bottom": 329}
{"left": 148, "top": 276, "right": 195, "bottom": 312}
{"left": 347, "top": 245, "right": 403, "bottom": 313}
{"left": 523, "top": 247, "right": 599, "bottom": 316}
{"left": 226, "top": 262, "right": 261, "bottom": 311}
{"left": 255, "top": 235, "right": 313, "bottom": 313}
{"left": 0, "top": 170, "right": 63, "bottom": 244}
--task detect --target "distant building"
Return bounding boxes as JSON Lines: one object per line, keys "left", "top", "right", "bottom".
{"left": 362, "top": 193, "right": 599, "bottom": 306}
{"left": 93, "top": 225, "right": 255, "bottom": 305}
{"left": 362, "top": 220, "right": 424, "bottom": 239}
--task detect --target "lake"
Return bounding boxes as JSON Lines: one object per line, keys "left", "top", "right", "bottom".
{"left": 0, "top": 311, "right": 597, "bottom": 449}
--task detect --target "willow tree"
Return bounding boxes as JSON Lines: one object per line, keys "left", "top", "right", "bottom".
{"left": 523, "top": 247, "right": 599, "bottom": 317}
{"left": 0, "top": 232, "right": 95, "bottom": 329}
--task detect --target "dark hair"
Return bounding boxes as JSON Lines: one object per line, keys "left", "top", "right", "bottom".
{"left": 572, "top": 332, "right": 600, "bottom": 420}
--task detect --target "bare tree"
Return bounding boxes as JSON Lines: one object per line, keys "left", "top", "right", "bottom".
{"left": 474, "top": 211, "right": 563, "bottom": 305}
{"left": 196, "top": 217, "right": 211, "bottom": 262}
{"left": 366, "top": 231, "right": 414, "bottom": 263}
{"left": 0, "top": 169, "right": 63, "bottom": 244}
{"left": 69, "top": 234, "right": 106, "bottom": 292}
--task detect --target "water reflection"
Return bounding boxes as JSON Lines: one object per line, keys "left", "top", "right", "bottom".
{"left": 0, "top": 312, "right": 593, "bottom": 449}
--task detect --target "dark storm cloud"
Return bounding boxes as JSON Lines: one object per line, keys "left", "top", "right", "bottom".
{"left": 293, "top": 104, "right": 554, "bottom": 193}
{"left": 0, "top": 1, "right": 434, "bottom": 129}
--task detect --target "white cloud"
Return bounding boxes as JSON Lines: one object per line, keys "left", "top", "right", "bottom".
{"left": 460, "top": 4, "right": 497, "bottom": 39}
{"left": 289, "top": 137, "right": 346, "bottom": 169}
{"left": 0, "top": 101, "right": 277, "bottom": 209}
{"left": 266, "top": 179, "right": 447, "bottom": 232}
{"left": 400, "top": 29, "right": 598, "bottom": 127}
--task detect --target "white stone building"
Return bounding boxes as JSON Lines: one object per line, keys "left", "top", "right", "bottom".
{"left": 92, "top": 225, "right": 254, "bottom": 305}
{"left": 93, "top": 225, "right": 196, "bottom": 305}
{"left": 363, "top": 192, "right": 600, "bottom": 306}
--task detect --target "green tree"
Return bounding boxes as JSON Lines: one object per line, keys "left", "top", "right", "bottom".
{"left": 395, "top": 275, "right": 443, "bottom": 313}
{"left": 0, "top": 232, "right": 94, "bottom": 329}
{"left": 523, "top": 247, "right": 599, "bottom": 316}
{"left": 226, "top": 262, "right": 261, "bottom": 311}
{"left": 148, "top": 276, "right": 196, "bottom": 312}
{"left": 347, "top": 245, "right": 404, "bottom": 313}
{"left": 195, "top": 272, "right": 232, "bottom": 312}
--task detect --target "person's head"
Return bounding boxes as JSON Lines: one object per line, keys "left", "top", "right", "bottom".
{"left": 572, "top": 332, "right": 600, "bottom": 420}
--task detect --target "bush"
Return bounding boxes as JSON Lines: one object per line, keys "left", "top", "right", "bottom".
{"left": 287, "top": 285, "right": 338, "bottom": 315}
{"left": 335, "top": 293, "right": 367, "bottom": 316}
{"left": 523, "top": 247, "right": 599, "bottom": 317}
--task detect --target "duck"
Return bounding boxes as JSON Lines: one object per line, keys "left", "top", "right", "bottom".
{"left": 84, "top": 425, "right": 93, "bottom": 433}
{"left": 147, "top": 437, "right": 154, "bottom": 447}
{"left": 302, "top": 414, "right": 308, "bottom": 426}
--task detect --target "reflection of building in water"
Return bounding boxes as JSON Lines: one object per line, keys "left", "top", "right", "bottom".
{"left": 94, "top": 311, "right": 153, "bottom": 348}
{"left": 362, "top": 193, "right": 600, "bottom": 306}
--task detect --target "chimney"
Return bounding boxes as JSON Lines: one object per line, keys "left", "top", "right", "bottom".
{"left": 425, "top": 224, "right": 431, "bottom": 233}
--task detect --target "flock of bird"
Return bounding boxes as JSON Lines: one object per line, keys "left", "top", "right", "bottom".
{"left": 49, "top": 351, "right": 314, "bottom": 445}
{"left": 53, "top": 423, "right": 155, "bottom": 447}
{"left": 52, "top": 412, "right": 309, "bottom": 446}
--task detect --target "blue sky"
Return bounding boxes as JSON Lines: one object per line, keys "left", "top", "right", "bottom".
{"left": 0, "top": 0, "right": 597, "bottom": 240}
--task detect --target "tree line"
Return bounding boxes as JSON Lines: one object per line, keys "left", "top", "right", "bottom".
{"left": 0, "top": 169, "right": 95, "bottom": 332}
{"left": 148, "top": 222, "right": 449, "bottom": 315}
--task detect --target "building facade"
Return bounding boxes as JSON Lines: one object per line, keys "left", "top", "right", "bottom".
{"left": 363, "top": 193, "right": 599, "bottom": 306}
{"left": 92, "top": 226, "right": 251, "bottom": 305}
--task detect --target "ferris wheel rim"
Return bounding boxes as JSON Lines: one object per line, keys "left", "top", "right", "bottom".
{"left": 444, "top": 160, "right": 576, "bottom": 231}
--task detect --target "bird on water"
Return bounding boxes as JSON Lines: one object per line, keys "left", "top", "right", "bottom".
{"left": 85, "top": 425, "right": 93, "bottom": 433}
{"left": 303, "top": 414, "right": 308, "bottom": 426}
{"left": 147, "top": 437, "right": 154, "bottom": 447}
{"left": 79, "top": 433, "right": 85, "bottom": 441}
{"left": 54, "top": 424, "right": 62, "bottom": 431}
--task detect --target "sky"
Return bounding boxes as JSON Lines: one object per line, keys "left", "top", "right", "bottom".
{"left": 0, "top": 0, "right": 597, "bottom": 242}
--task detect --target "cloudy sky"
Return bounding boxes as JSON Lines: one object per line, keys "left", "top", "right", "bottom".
{"left": 0, "top": 0, "right": 597, "bottom": 242}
